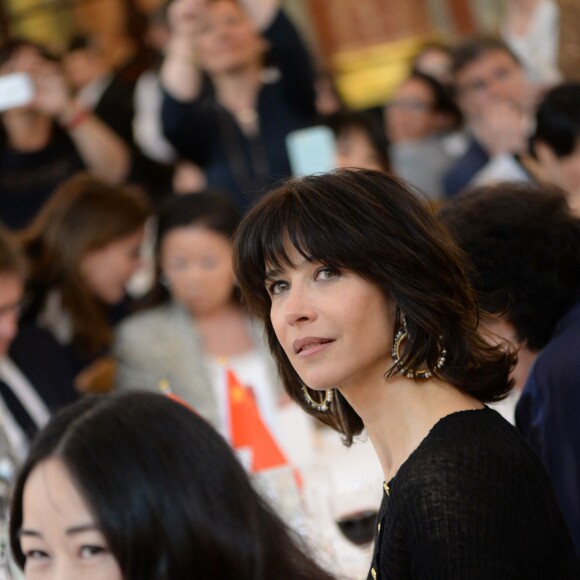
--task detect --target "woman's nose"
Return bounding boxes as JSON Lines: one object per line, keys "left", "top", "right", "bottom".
{"left": 282, "top": 287, "right": 316, "bottom": 325}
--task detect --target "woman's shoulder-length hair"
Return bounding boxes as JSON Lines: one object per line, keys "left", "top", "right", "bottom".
{"left": 233, "top": 169, "right": 514, "bottom": 444}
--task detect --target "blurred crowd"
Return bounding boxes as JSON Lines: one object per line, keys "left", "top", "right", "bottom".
{"left": 0, "top": 0, "right": 580, "bottom": 574}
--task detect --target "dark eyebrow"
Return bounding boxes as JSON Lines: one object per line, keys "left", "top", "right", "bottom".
{"left": 265, "top": 267, "right": 283, "bottom": 280}
{"left": 265, "top": 253, "right": 309, "bottom": 281}
{"left": 65, "top": 523, "right": 99, "bottom": 536}
{"left": 17, "top": 523, "right": 99, "bottom": 539}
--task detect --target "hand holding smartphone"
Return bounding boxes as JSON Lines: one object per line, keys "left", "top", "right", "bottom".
{"left": 0, "top": 72, "right": 35, "bottom": 112}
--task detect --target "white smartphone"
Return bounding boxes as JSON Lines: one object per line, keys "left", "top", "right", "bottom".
{"left": 286, "top": 125, "right": 336, "bottom": 176}
{"left": 0, "top": 72, "right": 34, "bottom": 112}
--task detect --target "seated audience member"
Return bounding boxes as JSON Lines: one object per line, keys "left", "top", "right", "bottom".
{"left": 325, "top": 110, "right": 389, "bottom": 173}
{"left": 20, "top": 174, "right": 151, "bottom": 394}
{"left": 443, "top": 37, "right": 536, "bottom": 197}
{"left": 532, "top": 82, "right": 580, "bottom": 214}
{"left": 0, "top": 225, "right": 76, "bottom": 462}
{"left": 440, "top": 182, "right": 580, "bottom": 556}
{"left": 9, "top": 391, "right": 334, "bottom": 579}
{"left": 62, "top": 35, "right": 136, "bottom": 147}
{"left": 160, "top": 0, "right": 317, "bottom": 214}
{"left": 500, "top": 0, "right": 561, "bottom": 87}
{"left": 385, "top": 71, "right": 461, "bottom": 200}
{"left": 0, "top": 39, "right": 131, "bottom": 229}
{"left": 114, "top": 192, "right": 280, "bottom": 438}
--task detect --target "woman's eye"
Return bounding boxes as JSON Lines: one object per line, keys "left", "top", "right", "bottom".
{"left": 267, "top": 280, "right": 288, "bottom": 296}
{"left": 79, "top": 545, "right": 107, "bottom": 559}
{"left": 24, "top": 549, "right": 49, "bottom": 561}
{"left": 166, "top": 259, "right": 187, "bottom": 271}
{"left": 197, "top": 21, "right": 212, "bottom": 34}
{"left": 200, "top": 258, "right": 218, "bottom": 269}
{"left": 316, "top": 267, "right": 338, "bottom": 281}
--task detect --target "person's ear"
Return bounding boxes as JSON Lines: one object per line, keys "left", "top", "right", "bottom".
{"left": 532, "top": 139, "right": 560, "bottom": 183}
{"left": 533, "top": 139, "right": 556, "bottom": 165}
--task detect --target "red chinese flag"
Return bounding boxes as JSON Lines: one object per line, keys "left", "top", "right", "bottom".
{"left": 227, "top": 368, "right": 288, "bottom": 472}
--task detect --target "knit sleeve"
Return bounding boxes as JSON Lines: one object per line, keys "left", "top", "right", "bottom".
{"left": 394, "top": 428, "right": 578, "bottom": 579}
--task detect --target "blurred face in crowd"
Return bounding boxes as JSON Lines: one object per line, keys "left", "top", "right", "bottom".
{"left": 19, "top": 458, "right": 123, "bottom": 580}
{"left": 195, "top": 0, "right": 265, "bottom": 76}
{"left": 80, "top": 228, "right": 145, "bottom": 305}
{"left": 0, "top": 272, "right": 23, "bottom": 357}
{"left": 160, "top": 226, "right": 236, "bottom": 317}
{"left": 455, "top": 49, "right": 531, "bottom": 118}
{"left": 386, "top": 77, "right": 439, "bottom": 143}
{"left": 335, "top": 126, "right": 385, "bottom": 172}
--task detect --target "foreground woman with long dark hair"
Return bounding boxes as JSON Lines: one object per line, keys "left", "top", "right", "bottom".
{"left": 9, "top": 391, "right": 334, "bottom": 579}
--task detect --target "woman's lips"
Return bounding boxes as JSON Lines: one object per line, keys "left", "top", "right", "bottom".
{"left": 292, "top": 337, "right": 334, "bottom": 357}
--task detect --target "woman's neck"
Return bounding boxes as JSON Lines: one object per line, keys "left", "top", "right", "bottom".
{"left": 340, "top": 374, "right": 483, "bottom": 483}
{"left": 3, "top": 111, "right": 53, "bottom": 152}
{"left": 194, "top": 302, "right": 255, "bottom": 358}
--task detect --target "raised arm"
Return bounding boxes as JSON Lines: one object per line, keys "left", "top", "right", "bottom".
{"left": 34, "top": 61, "right": 130, "bottom": 184}
{"left": 58, "top": 108, "right": 131, "bottom": 185}
{"left": 160, "top": 0, "right": 205, "bottom": 101}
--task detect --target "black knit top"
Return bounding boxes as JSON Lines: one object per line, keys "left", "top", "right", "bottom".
{"left": 367, "top": 407, "right": 580, "bottom": 579}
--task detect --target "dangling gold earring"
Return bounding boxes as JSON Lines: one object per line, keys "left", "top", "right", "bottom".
{"left": 301, "top": 384, "right": 334, "bottom": 412}
{"left": 391, "top": 317, "right": 446, "bottom": 379}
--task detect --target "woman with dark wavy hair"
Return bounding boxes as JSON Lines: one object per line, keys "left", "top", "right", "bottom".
{"left": 9, "top": 391, "right": 334, "bottom": 579}
{"left": 233, "top": 169, "right": 579, "bottom": 579}
{"left": 20, "top": 173, "right": 151, "bottom": 393}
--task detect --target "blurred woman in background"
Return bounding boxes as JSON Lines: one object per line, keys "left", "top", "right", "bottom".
{"left": 20, "top": 173, "right": 151, "bottom": 393}
{"left": 114, "top": 192, "right": 280, "bottom": 438}
{"left": 385, "top": 71, "right": 461, "bottom": 201}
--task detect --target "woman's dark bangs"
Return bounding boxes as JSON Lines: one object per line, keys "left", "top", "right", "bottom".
{"left": 260, "top": 195, "right": 338, "bottom": 272}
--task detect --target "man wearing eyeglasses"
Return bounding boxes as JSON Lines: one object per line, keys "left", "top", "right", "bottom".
{"left": 443, "top": 37, "right": 538, "bottom": 197}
